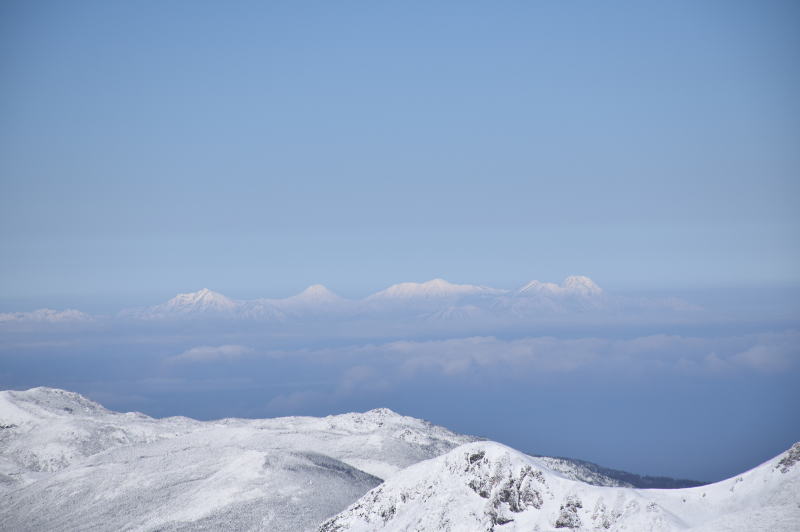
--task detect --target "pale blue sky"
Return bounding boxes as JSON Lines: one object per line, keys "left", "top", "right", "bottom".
{"left": 1, "top": 1, "right": 798, "bottom": 307}
{"left": 1, "top": 1, "right": 800, "bottom": 482}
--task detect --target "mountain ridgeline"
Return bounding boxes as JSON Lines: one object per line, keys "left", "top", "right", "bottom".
{"left": 530, "top": 455, "right": 706, "bottom": 489}
{"left": 1, "top": 387, "right": 798, "bottom": 531}
{"left": 1, "top": 276, "right": 700, "bottom": 327}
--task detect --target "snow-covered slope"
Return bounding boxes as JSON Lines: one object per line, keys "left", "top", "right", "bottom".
{"left": 0, "top": 388, "right": 473, "bottom": 531}
{"left": 2, "top": 439, "right": 380, "bottom": 532}
{"left": 2, "top": 388, "right": 795, "bottom": 531}
{"left": 0, "top": 387, "right": 199, "bottom": 491}
{"left": 320, "top": 441, "right": 800, "bottom": 532}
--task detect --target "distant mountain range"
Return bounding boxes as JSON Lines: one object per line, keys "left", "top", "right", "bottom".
{"left": 530, "top": 454, "right": 705, "bottom": 490}
{"left": 1, "top": 387, "right": 798, "bottom": 531}
{"left": 0, "top": 276, "right": 703, "bottom": 330}
{"left": 116, "top": 276, "right": 624, "bottom": 323}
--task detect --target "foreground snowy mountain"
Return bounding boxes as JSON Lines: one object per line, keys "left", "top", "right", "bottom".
{"left": 0, "top": 388, "right": 471, "bottom": 531}
{"left": 320, "top": 441, "right": 800, "bottom": 532}
{"left": 1, "top": 387, "right": 797, "bottom": 531}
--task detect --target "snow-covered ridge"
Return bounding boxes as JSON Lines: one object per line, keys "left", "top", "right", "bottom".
{"left": 2, "top": 388, "right": 798, "bottom": 531}
{"left": 0, "top": 387, "right": 473, "bottom": 531}
{"left": 321, "top": 441, "right": 800, "bottom": 532}
{"left": 1, "top": 388, "right": 796, "bottom": 531}
{"left": 0, "top": 388, "right": 471, "bottom": 484}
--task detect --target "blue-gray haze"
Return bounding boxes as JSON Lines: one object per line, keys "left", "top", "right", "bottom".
{"left": 1, "top": 1, "right": 798, "bottom": 483}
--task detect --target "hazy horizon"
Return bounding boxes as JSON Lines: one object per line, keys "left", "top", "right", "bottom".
{"left": 2, "top": 1, "right": 798, "bottom": 487}
{"left": 2, "top": 274, "right": 798, "bottom": 482}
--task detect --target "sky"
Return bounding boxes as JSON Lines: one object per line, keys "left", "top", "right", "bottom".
{"left": 2, "top": 0, "right": 799, "bottom": 305}
{"left": 1, "top": 1, "right": 799, "bottom": 482}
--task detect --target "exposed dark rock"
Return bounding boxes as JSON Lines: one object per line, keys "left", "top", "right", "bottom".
{"left": 469, "top": 451, "right": 485, "bottom": 464}
{"left": 775, "top": 442, "right": 800, "bottom": 474}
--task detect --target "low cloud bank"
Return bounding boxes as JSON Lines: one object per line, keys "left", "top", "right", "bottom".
{"left": 168, "top": 344, "right": 253, "bottom": 363}
{"left": 152, "top": 331, "right": 799, "bottom": 412}
{"left": 250, "top": 330, "right": 799, "bottom": 378}
{"left": 0, "top": 308, "right": 93, "bottom": 323}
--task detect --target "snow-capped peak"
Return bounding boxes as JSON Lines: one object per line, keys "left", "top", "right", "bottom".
{"left": 287, "top": 284, "right": 343, "bottom": 303}
{"left": 368, "top": 278, "right": 503, "bottom": 300}
{"left": 161, "top": 288, "right": 238, "bottom": 312}
{"left": 563, "top": 275, "right": 603, "bottom": 295}
{"left": 270, "top": 284, "right": 347, "bottom": 311}
{"left": 518, "top": 275, "right": 602, "bottom": 297}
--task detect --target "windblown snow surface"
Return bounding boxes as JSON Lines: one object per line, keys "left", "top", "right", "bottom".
{"left": 0, "top": 388, "right": 797, "bottom": 531}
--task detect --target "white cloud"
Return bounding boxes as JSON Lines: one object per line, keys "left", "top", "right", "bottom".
{"left": 379, "top": 336, "right": 601, "bottom": 375}
{"left": 731, "top": 341, "right": 797, "bottom": 372}
{"left": 260, "top": 331, "right": 799, "bottom": 377}
{"left": 168, "top": 344, "right": 253, "bottom": 363}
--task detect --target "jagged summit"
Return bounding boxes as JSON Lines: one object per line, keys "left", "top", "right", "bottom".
{"left": 368, "top": 278, "right": 502, "bottom": 300}
{"left": 518, "top": 275, "right": 603, "bottom": 297}
{"left": 321, "top": 440, "right": 800, "bottom": 532}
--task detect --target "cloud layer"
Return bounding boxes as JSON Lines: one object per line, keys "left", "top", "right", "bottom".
{"left": 168, "top": 344, "right": 254, "bottom": 363}
{"left": 256, "top": 330, "right": 800, "bottom": 378}
{"left": 0, "top": 308, "right": 92, "bottom": 323}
